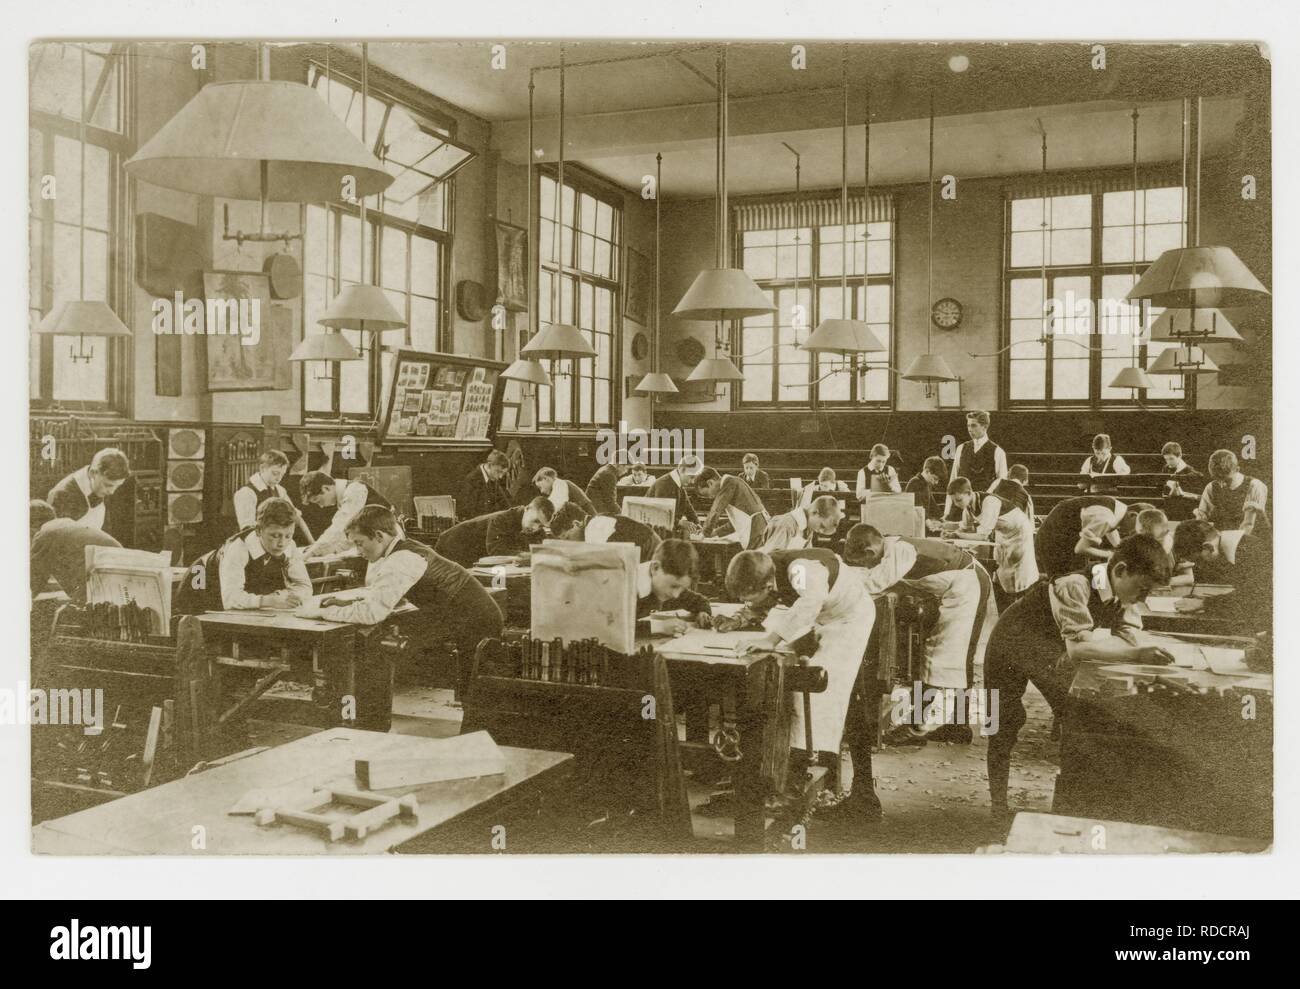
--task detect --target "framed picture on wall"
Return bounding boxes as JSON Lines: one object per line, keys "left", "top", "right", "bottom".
{"left": 202, "top": 271, "right": 291, "bottom": 391}
{"left": 623, "top": 247, "right": 651, "bottom": 324}
{"left": 495, "top": 221, "right": 528, "bottom": 313}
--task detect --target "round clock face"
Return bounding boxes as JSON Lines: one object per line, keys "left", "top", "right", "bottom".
{"left": 932, "top": 297, "right": 962, "bottom": 330}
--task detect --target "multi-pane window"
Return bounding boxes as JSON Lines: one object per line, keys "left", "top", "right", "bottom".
{"left": 301, "top": 57, "right": 456, "bottom": 420}
{"left": 534, "top": 171, "right": 619, "bottom": 428}
{"left": 1005, "top": 184, "right": 1186, "bottom": 405}
{"left": 738, "top": 211, "right": 893, "bottom": 406}
{"left": 29, "top": 42, "right": 126, "bottom": 407}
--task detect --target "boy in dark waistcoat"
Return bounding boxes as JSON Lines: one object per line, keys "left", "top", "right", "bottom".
{"left": 984, "top": 534, "right": 1174, "bottom": 822}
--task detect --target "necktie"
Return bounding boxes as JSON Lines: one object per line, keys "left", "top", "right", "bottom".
{"left": 87, "top": 493, "right": 103, "bottom": 508}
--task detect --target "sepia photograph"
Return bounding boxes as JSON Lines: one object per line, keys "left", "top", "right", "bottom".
{"left": 4, "top": 0, "right": 1295, "bottom": 919}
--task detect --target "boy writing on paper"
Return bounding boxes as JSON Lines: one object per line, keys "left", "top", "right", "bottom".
{"left": 725, "top": 548, "right": 880, "bottom": 826}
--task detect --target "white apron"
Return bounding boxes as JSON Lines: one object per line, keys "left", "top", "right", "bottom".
{"left": 992, "top": 506, "right": 1038, "bottom": 593}
{"left": 766, "top": 561, "right": 876, "bottom": 753}
{"left": 902, "top": 567, "right": 980, "bottom": 689}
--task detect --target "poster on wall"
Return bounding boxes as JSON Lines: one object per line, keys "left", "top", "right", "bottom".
{"left": 379, "top": 349, "right": 507, "bottom": 445}
{"left": 202, "top": 272, "right": 292, "bottom": 391}
{"left": 495, "top": 221, "right": 528, "bottom": 312}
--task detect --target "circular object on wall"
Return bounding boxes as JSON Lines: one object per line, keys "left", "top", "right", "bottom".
{"left": 457, "top": 280, "right": 490, "bottom": 321}
{"left": 264, "top": 253, "right": 302, "bottom": 299}
{"left": 674, "top": 336, "right": 707, "bottom": 367}
{"left": 169, "top": 462, "right": 203, "bottom": 490}
{"left": 931, "top": 297, "right": 963, "bottom": 330}
{"left": 168, "top": 492, "right": 203, "bottom": 525}
{"left": 631, "top": 332, "right": 650, "bottom": 361}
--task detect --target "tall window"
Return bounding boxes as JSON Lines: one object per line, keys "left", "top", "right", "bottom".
{"left": 29, "top": 42, "right": 128, "bottom": 408}
{"left": 737, "top": 197, "right": 894, "bottom": 406}
{"left": 534, "top": 169, "right": 620, "bottom": 428}
{"left": 301, "top": 55, "right": 463, "bottom": 421}
{"left": 1004, "top": 182, "right": 1187, "bottom": 406}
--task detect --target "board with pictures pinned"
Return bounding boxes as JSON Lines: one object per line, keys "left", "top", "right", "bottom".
{"left": 379, "top": 349, "right": 508, "bottom": 449}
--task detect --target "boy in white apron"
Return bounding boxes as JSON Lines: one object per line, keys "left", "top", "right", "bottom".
{"left": 844, "top": 524, "right": 985, "bottom": 744}
{"left": 726, "top": 548, "right": 880, "bottom": 825}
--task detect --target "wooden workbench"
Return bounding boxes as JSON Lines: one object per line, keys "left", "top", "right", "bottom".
{"left": 1056, "top": 635, "right": 1272, "bottom": 839}
{"left": 32, "top": 728, "right": 573, "bottom": 855}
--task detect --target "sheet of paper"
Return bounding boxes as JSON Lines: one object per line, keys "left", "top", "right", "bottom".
{"left": 725, "top": 504, "right": 752, "bottom": 547}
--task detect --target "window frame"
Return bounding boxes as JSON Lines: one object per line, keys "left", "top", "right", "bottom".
{"left": 29, "top": 42, "right": 131, "bottom": 413}
{"left": 294, "top": 46, "right": 456, "bottom": 425}
{"left": 1000, "top": 177, "right": 1188, "bottom": 410}
{"left": 533, "top": 163, "right": 622, "bottom": 431}
{"left": 731, "top": 201, "right": 896, "bottom": 409}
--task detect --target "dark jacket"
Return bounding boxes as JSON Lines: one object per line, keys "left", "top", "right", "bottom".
{"left": 584, "top": 464, "right": 623, "bottom": 515}
{"left": 436, "top": 507, "right": 537, "bottom": 566}
{"left": 647, "top": 471, "right": 699, "bottom": 525}
{"left": 458, "top": 466, "right": 511, "bottom": 521}
{"left": 30, "top": 523, "right": 121, "bottom": 603}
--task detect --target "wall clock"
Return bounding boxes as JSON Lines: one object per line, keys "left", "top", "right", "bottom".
{"left": 631, "top": 332, "right": 650, "bottom": 361}
{"left": 931, "top": 297, "right": 963, "bottom": 330}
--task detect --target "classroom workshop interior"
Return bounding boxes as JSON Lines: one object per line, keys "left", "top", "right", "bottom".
{"left": 24, "top": 39, "right": 1273, "bottom": 856}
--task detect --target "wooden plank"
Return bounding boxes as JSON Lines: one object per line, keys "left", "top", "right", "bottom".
{"left": 356, "top": 732, "right": 506, "bottom": 790}
{"left": 140, "top": 706, "right": 163, "bottom": 789}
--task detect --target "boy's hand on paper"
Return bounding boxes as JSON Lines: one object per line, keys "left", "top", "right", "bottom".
{"left": 1136, "top": 645, "right": 1176, "bottom": 665}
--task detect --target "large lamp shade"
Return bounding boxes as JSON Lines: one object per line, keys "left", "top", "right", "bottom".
{"left": 801, "top": 318, "right": 886, "bottom": 355}
{"left": 1108, "top": 366, "right": 1156, "bottom": 390}
{"left": 1147, "top": 346, "right": 1219, "bottom": 375}
{"left": 686, "top": 356, "right": 745, "bottom": 382}
{"left": 1147, "top": 307, "right": 1242, "bottom": 344}
{"left": 901, "top": 352, "right": 958, "bottom": 383}
{"left": 318, "top": 283, "right": 407, "bottom": 331}
{"left": 125, "top": 81, "right": 393, "bottom": 202}
{"left": 36, "top": 300, "right": 132, "bottom": 337}
{"left": 1126, "top": 246, "right": 1270, "bottom": 309}
{"left": 502, "top": 358, "right": 552, "bottom": 387}
{"left": 521, "top": 322, "right": 597, "bottom": 361}
{"left": 634, "top": 372, "right": 679, "bottom": 394}
{"left": 673, "top": 269, "right": 776, "bottom": 321}
{"left": 289, "top": 332, "right": 361, "bottom": 362}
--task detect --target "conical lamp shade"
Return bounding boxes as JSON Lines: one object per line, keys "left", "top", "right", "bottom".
{"left": 289, "top": 332, "right": 361, "bottom": 362}
{"left": 125, "top": 81, "right": 393, "bottom": 202}
{"left": 686, "top": 357, "right": 745, "bottom": 382}
{"left": 1108, "top": 366, "right": 1156, "bottom": 390}
{"left": 1147, "top": 307, "right": 1242, "bottom": 344}
{"left": 318, "top": 283, "right": 407, "bottom": 331}
{"left": 901, "top": 353, "right": 958, "bottom": 383}
{"left": 502, "top": 358, "right": 552, "bottom": 387}
{"left": 1126, "top": 246, "right": 1270, "bottom": 309}
{"left": 634, "top": 372, "right": 679, "bottom": 394}
{"left": 36, "top": 300, "right": 132, "bottom": 337}
{"left": 673, "top": 269, "right": 777, "bottom": 321}
{"left": 801, "top": 319, "right": 886, "bottom": 355}
{"left": 1147, "top": 347, "right": 1219, "bottom": 375}
{"left": 520, "top": 322, "right": 597, "bottom": 361}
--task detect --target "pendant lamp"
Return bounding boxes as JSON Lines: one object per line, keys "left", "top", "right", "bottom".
{"left": 678, "top": 47, "right": 772, "bottom": 384}
{"left": 1108, "top": 107, "right": 1152, "bottom": 394}
{"left": 901, "top": 92, "right": 957, "bottom": 393}
{"left": 1126, "top": 97, "right": 1269, "bottom": 311}
{"left": 1147, "top": 307, "right": 1241, "bottom": 343}
{"left": 503, "top": 72, "right": 553, "bottom": 390}
{"left": 36, "top": 44, "right": 132, "bottom": 359}
{"left": 521, "top": 48, "right": 596, "bottom": 368}
{"left": 802, "top": 53, "right": 885, "bottom": 359}
{"left": 635, "top": 153, "right": 679, "bottom": 395}
{"left": 1148, "top": 346, "right": 1218, "bottom": 375}
{"left": 125, "top": 50, "right": 391, "bottom": 206}
{"left": 318, "top": 43, "right": 406, "bottom": 356}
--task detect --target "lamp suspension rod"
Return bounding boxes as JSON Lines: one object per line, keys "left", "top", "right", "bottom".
{"left": 654, "top": 151, "right": 662, "bottom": 372}
{"left": 360, "top": 41, "right": 369, "bottom": 288}
{"left": 1039, "top": 120, "right": 1048, "bottom": 345}
{"left": 926, "top": 89, "right": 935, "bottom": 353}
{"left": 1131, "top": 107, "right": 1140, "bottom": 339}
{"left": 840, "top": 49, "right": 849, "bottom": 315}
{"left": 553, "top": 47, "right": 564, "bottom": 334}
{"left": 863, "top": 80, "right": 871, "bottom": 315}
{"left": 527, "top": 70, "right": 536, "bottom": 341}
{"left": 1192, "top": 95, "right": 1202, "bottom": 247}
{"left": 1180, "top": 98, "right": 1188, "bottom": 248}
{"left": 720, "top": 45, "right": 729, "bottom": 270}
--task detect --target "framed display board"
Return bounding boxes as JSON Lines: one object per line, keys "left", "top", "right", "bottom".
{"left": 379, "top": 349, "right": 508, "bottom": 448}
